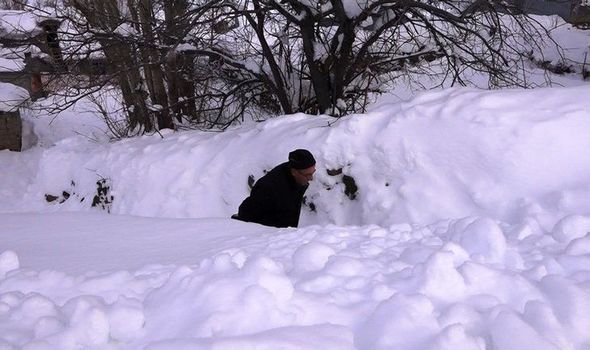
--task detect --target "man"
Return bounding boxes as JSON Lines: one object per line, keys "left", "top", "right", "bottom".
{"left": 235, "top": 149, "right": 316, "bottom": 228}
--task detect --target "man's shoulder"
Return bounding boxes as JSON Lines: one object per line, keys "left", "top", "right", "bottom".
{"left": 257, "top": 162, "right": 290, "bottom": 186}
{"left": 263, "top": 162, "right": 289, "bottom": 179}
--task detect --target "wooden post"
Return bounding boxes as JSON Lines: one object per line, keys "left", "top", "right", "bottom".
{"left": 0, "top": 111, "right": 22, "bottom": 152}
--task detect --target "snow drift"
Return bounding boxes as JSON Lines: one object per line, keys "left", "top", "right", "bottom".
{"left": 2, "top": 85, "right": 589, "bottom": 231}
{"left": 1, "top": 83, "right": 590, "bottom": 350}
{"left": 1, "top": 211, "right": 590, "bottom": 349}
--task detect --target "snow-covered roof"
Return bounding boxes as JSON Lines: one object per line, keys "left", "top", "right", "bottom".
{"left": 0, "top": 81, "right": 29, "bottom": 112}
{"left": 0, "top": 55, "right": 23, "bottom": 72}
{"left": 0, "top": 10, "right": 61, "bottom": 72}
{"left": 0, "top": 10, "right": 43, "bottom": 40}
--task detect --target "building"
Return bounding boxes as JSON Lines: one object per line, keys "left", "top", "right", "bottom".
{"left": 0, "top": 10, "right": 65, "bottom": 98}
{"left": 0, "top": 81, "right": 29, "bottom": 151}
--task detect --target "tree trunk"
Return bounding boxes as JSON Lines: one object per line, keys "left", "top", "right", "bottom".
{"left": 163, "top": 0, "right": 193, "bottom": 123}
{"left": 330, "top": 2, "right": 356, "bottom": 114}
{"left": 71, "top": 0, "right": 155, "bottom": 132}
{"left": 106, "top": 42, "right": 154, "bottom": 131}
{"left": 138, "top": 0, "right": 174, "bottom": 130}
{"left": 178, "top": 52, "right": 197, "bottom": 120}
{"left": 300, "top": 20, "right": 331, "bottom": 114}
{"left": 249, "top": 1, "right": 294, "bottom": 114}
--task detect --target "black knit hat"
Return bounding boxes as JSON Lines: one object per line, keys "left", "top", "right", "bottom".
{"left": 288, "top": 149, "right": 316, "bottom": 170}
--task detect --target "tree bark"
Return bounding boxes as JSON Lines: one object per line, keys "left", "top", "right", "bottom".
{"left": 300, "top": 19, "right": 331, "bottom": 114}
{"left": 138, "top": 0, "right": 174, "bottom": 130}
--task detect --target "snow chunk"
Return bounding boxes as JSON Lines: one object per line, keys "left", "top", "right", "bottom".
{"left": 143, "top": 255, "right": 295, "bottom": 338}
{"left": 0, "top": 82, "right": 29, "bottom": 112}
{"left": 540, "top": 275, "right": 590, "bottom": 342}
{"left": 429, "top": 323, "right": 484, "bottom": 350}
{"left": 0, "top": 251, "right": 19, "bottom": 277}
{"left": 356, "top": 293, "right": 439, "bottom": 349}
{"left": 458, "top": 217, "right": 507, "bottom": 262}
{"left": 34, "top": 316, "right": 65, "bottom": 339}
{"left": 292, "top": 242, "right": 336, "bottom": 273}
{"left": 551, "top": 215, "right": 590, "bottom": 244}
{"left": 460, "top": 262, "right": 542, "bottom": 310}
{"left": 523, "top": 301, "right": 574, "bottom": 350}
{"left": 323, "top": 256, "right": 364, "bottom": 277}
{"left": 490, "top": 308, "right": 561, "bottom": 350}
{"left": 565, "top": 233, "right": 590, "bottom": 255}
{"left": 418, "top": 250, "right": 466, "bottom": 302}
{"left": 244, "top": 256, "right": 294, "bottom": 303}
{"left": 11, "top": 293, "right": 58, "bottom": 324}
{"left": 108, "top": 297, "right": 145, "bottom": 342}
{"left": 61, "top": 296, "right": 110, "bottom": 346}
{"left": 438, "top": 302, "right": 484, "bottom": 333}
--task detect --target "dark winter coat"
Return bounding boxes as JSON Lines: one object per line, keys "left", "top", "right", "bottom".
{"left": 237, "top": 162, "right": 308, "bottom": 228}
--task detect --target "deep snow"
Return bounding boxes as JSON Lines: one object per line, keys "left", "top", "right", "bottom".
{"left": 0, "top": 13, "right": 590, "bottom": 349}
{"left": 2, "top": 86, "right": 589, "bottom": 228}
{"left": 2, "top": 212, "right": 590, "bottom": 349}
{"left": 1, "top": 84, "right": 590, "bottom": 349}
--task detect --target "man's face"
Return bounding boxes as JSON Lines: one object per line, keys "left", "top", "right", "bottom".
{"left": 292, "top": 165, "right": 316, "bottom": 186}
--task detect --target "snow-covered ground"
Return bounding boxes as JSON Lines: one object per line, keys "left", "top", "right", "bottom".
{"left": 1, "top": 14, "right": 590, "bottom": 349}
{"left": 2, "top": 210, "right": 590, "bottom": 350}
{"left": 1, "top": 83, "right": 590, "bottom": 349}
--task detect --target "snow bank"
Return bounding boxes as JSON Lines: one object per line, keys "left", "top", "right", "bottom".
{"left": 1, "top": 212, "right": 589, "bottom": 349}
{"left": 2, "top": 85, "right": 589, "bottom": 231}
{"left": 1, "top": 84, "right": 589, "bottom": 349}
{"left": 0, "top": 13, "right": 588, "bottom": 350}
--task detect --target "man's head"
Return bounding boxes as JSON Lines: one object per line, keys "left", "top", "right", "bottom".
{"left": 288, "top": 149, "right": 316, "bottom": 186}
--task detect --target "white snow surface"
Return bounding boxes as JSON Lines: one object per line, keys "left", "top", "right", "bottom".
{"left": 0, "top": 10, "right": 40, "bottom": 39}
{"left": 0, "top": 82, "right": 29, "bottom": 112}
{"left": 0, "top": 56, "right": 22, "bottom": 72}
{"left": 1, "top": 84, "right": 590, "bottom": 349}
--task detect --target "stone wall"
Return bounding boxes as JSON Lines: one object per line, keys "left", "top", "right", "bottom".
{"left": 0, "top": 111, "right": 22, "bottom": 152}
{"left": 570, "top": 1, "right": 590, "bottom": 27}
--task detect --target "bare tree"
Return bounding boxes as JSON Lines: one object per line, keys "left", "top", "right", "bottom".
{"left": 15, "top": 0, "right": 235, "bottom": 134}
{"left": 61, "top": 0, "right": 213, "bottom": 132}
{"left": 213, "top": 0, "right": 551, "bottom": 116}
{"left": 7, "top": 0, "right": 558, "bottom": 134}
{"left": 0, "top": 0, "right": 25, "bottom": 9}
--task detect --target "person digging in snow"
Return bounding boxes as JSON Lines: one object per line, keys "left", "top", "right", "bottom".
{"left": 233, "top": 149, "right": 316, "bottom": 228}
